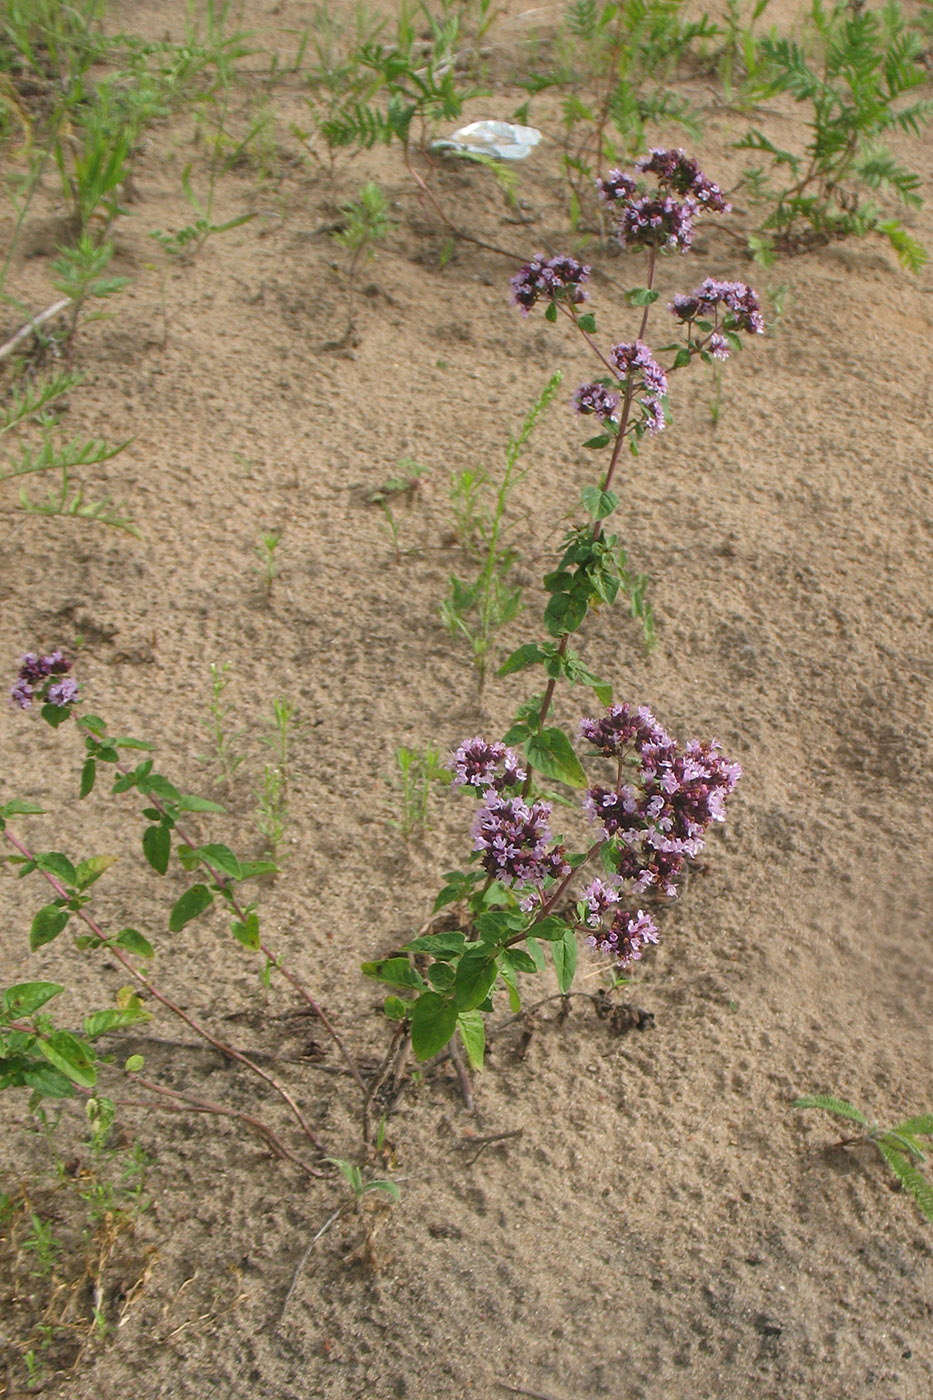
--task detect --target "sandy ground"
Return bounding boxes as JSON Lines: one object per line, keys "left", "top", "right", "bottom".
{"left": 1, "top": 1, "right": 932, "bottom": 1396}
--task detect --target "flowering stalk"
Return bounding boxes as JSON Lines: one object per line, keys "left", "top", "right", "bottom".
{"left": 365, "top": 151, "right": 757, "bottom": 1075}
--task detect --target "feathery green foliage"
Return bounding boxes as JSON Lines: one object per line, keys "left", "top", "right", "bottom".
{"left": 738, "top": 0, "right": 933, "bottom": 268}
{"left": 796, "top": 1095, "right": 933, "bottom": 1224}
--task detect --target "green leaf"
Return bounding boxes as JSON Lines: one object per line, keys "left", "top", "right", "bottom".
{"left": 454, "top": 945, "right": 499, "bottom": 1011}
{"left": 36, "top": 852, "right": 77, "bottom": 886}
{"left": 168, "top": 883, "right": 214, "bottom": 933}
{"left": 544, "top": 300, "right": 558, "bottom": 323}
{"left": 114, "top": 927, "right": 154, "bottom": 958}
{"left": 544, "top": 590, "right": 588, "bottom": 637}
{"left": 30, "top": 905, "right": 71, "bottom": 951}
{"left": 41, "top": 702, "right": 72, "bottom": 728}
{"left": 23, "top": 1062, "right": 75, "bottom": 1098}
{"left": 457, "top": 1010, "right": 485, "bottom": 1070}
{"left": 524, "top": 727, "right": 587, "bottom": 788}
{"left": 383, "top": 995, "right": 409, "bottom": 1022}
{"left": 2, "top": 981, "right": 64, "bottom": 1019}
{"left": 75, "top": 854, "right": 117, "bottom": 889}
{"left": 794, "top": 1095, "right": 867, "bottom": 1124}
{"left": 474, "top": 910, "right": 525, "bottom": 941}
{"left": 80, "top": 759, "right": 97, "bottom": 798}
{"left": 230, "top": 913, "right": 261, "bottom": 950}
{"left": 427, "top": 962, "right": 456, "bottom": 991}
{"left": 37, "top": 1031, "right": 96, "bottom": 1088}
{"left": 498, "top": 643, "right": 546, "bottom": 677}
{"left": 196, "top": 844, "right": 242, "bottom": 882}
{"left": 552, "top": 928, "right": 578, "bottom": 994}
{"left": 501, "top": 947, "right": 538, "bottom": 974}
{"left": 625, "top": 287, "right": 660, "bottom": 306}
{"left": 582, "top": 434, "right": 612, "bottom": 450}
{"left": 0, "top": 799, "right": 45, "bottom": 820}
{"left": 361, "top": 957, "right": 427, "bottom": 991}
{"left": 403, "top": 931, "right": 468, "bottom": 957}
{"left": 142, "top": 824, "right": 170, "bottom": 875}
{"left": 144, "top": 774, "right": 180, "bottom": 804}
{"left": 83, "top": 1007, "right": 149, "bottom": 1039}
{"left": 176, "top": 794, "right": 225, "bottom": 813}
{"left": 577, "top": 311, "right": 597, "bottom": 332}
{"left": 527, "top": 915, "right": 568, "bottom": 942}
{"left": 580, "top": 486, "right": 619, "bottom": 520}
{"left": 237, "top": 860, "right": 278, "bottom": 880}
{"left": 125, "top": 1054, "right": 144, "bottom": 1072}
{"left": 672, "top": 347, "right": 692, "bottom": 369}
{"left": 410, "top": 992, "right": 458, "bottom": 1060}
{"left": 498, "top": 960, "right": 521, "bottom": 1012}
{"left": 525, "top": 936, "right": 545, "bottom": 970}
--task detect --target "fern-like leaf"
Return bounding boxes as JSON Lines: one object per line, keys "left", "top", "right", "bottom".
{"left": 876, "top": 220, "right": 928, "bottom": 273}
{"left": 0, "top": 371, "right": 84, "bottom": 436}
{"left": 893, "top": 1114, "right": 933, "bottom": 1138}
{"left": 794, "top": 1094, "right": 867, "bottom": 1124}
{"left": 875, "top": 1138, "right": 933, "bottom": 1223}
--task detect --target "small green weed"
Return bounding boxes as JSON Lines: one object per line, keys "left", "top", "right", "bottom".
{"left": 441, "top": 374, "right": 560, "bottom": 683}
{"left": 796, "top": 1094, "right": 933, "bottom": 1224}
{"left": 737, "top": 0, "right": 932, "bottom": 269}
{"left": 387, "top": 744, "right": 450, "bottom": 838}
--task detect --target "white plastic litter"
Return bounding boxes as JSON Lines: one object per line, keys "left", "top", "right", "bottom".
{"left": 432, "top": 120, "right": 542, "bottom": 161}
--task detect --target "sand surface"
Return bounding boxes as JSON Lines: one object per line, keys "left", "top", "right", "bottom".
{"left": 1, "top": 2, "right": 931, "bottom": 1396}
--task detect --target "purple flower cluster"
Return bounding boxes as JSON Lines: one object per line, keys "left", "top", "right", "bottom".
{"left": 573, "top": 381, "right": 620, "bottom": 421}
{"left": 591, "top": 907, "right": 660, "bottom": 964}
{"left": 580, "top": 702, "right": 670, "bottom": 756}
{"left": 670, "top": 279, "right": 765, "bottom": 336}
{"left": 450, "top": 737, "right": 526, "bottom": 792}
{"left": 640, "top": 396, "right": 666, "bottom": 436}
{"left": 471, "top": 792, "right": 569, "bottom": 889}
{"left": 635, "top": 149, "right": 730, "bottom": 212}
{"left": 610, "top": 341, "right": 668, "bottom": 397}
{"left": 595, "top": 168, "right": 637, "bottom": 207}
{"left": 581, "top": 704, "right": 742, "bottom": 899}
{"left": 616, "top": 194, "right": 696, "bottom": 253}
{"left": 10, "top": 651, "right": 77, "bottom": 710}
{"left": 595, "top": 150, "right": 731, "bottom": 255}
{"left": 510, "top": 254, "right": 590, "bottom": 315}
{"left": 578, "top": 875, "right": 622, "bottom": 927}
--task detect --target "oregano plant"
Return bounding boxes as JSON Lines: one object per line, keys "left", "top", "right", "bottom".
{"left": 364, "top": 149, "right": 762, "bottom": 1078}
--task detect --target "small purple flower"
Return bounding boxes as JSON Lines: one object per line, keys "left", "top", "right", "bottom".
{"left": 609, "top": 341, "right": 668, "bottom": 397}
{"left": 615, "top": 194, "right": 695, "bottom": 253}
{"left": 573, "top": 382, "right": 620, "bottom": 421}
{"left": 635, "top": 149, "right": 730, "bottom": 212}
{"left": 640, "top": 395, "right": 666, "bottom": 436}
{"left": 709, "top": 332, "right": 729, "bottom": 361}
{"left": 578, "top": 876, "right": 621, "bottom": 928}
{"left": 450, "top": 737, "right": 526, "bottom": 792}
{"left": 510, "top": 253, "right": 590, "bottom": 315}
{"left": 10, "top": 677, "right": 33, "bottom": 708}
{"left": 595, "top": 169, "right": 637, "bottom": 206}
{"left": 10, "top": 650, "right": 76, "bottom": 710}
{"left": 471, "top": 792, "right": 569, "bottom": 889}
{"left": 670, "top": 279, "right": 764, "bottom": 335}
{"left": 46, "top": 677, "right": 79, "bottom": 708}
